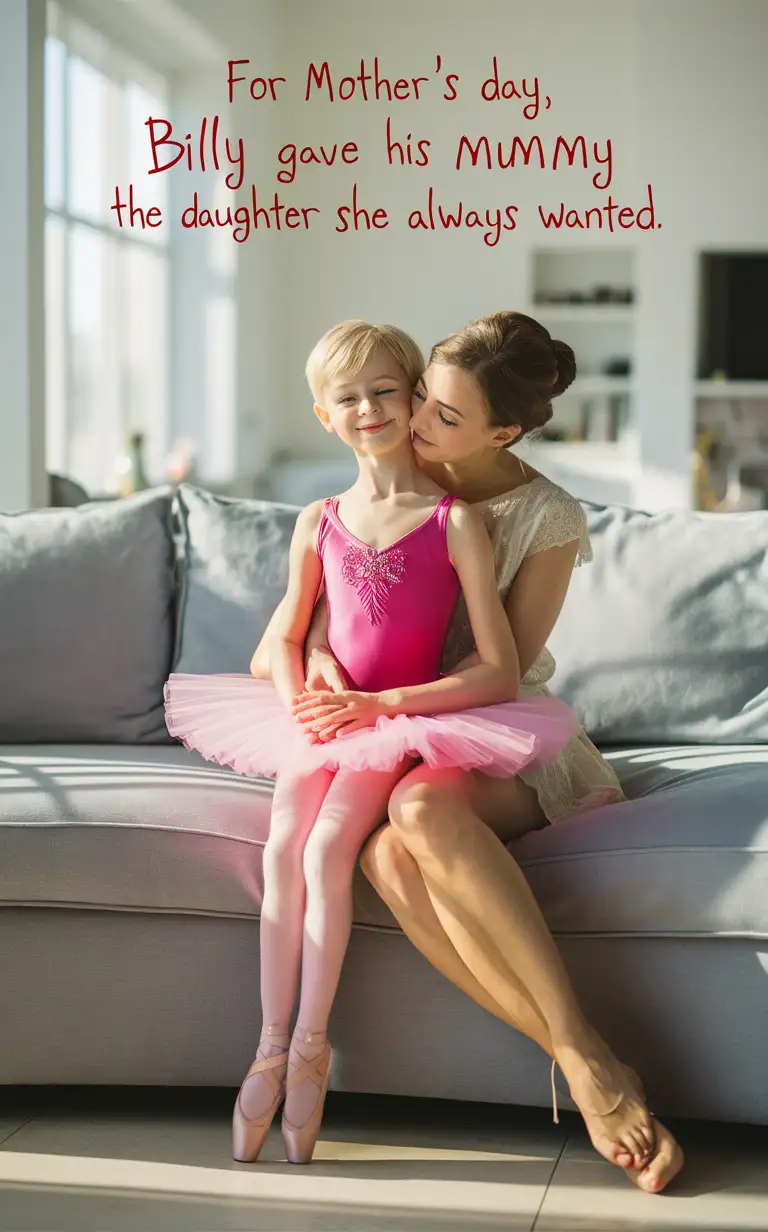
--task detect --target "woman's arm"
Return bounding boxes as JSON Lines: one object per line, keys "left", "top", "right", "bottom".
{"left": 268, "top": 502, "right": 325, "bottom": 708}
{"left": 504, "top": 539, "right": 580, "bottom": 678}
{"left": 447, "top": 539, "right": 579, "bottom": 680}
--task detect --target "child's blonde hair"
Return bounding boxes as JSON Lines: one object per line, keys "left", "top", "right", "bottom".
{"left": 306, "top": 320, "right": 425, "bottom": 405}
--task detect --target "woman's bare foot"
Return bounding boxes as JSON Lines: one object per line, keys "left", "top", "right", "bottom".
{"left": 624, "top": 1118, "right": 684, "bottom": 1193}
{"left": 554, "top": 1027, "right": 655, "bottom": 1168}
{"left": 621, "top": 1063, "right": 644, "bottom": 1101}
{"left": 617, "top": 1069, "right": 685, "bottom": 1188}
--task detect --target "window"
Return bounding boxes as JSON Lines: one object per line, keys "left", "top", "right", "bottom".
{"left": 45, "top": 3, "right": 169, "bottom": 495}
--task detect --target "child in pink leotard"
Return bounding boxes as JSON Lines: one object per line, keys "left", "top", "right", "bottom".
{"left": 164, "top": 321, "right": 576, "bottom": 1167}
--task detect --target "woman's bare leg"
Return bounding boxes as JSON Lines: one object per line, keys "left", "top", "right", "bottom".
{"left": 360, "top": 804, "right": 553, "bottom": 1054}
{"left": 360, "top": 815, "right": 683, "bottom": 1192}
{"left": 386, "top": 764, "right": 657, "bottom": 1170}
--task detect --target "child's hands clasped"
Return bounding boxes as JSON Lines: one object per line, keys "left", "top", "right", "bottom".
{"left": 291, "top": 690, "right": 388, "bottom": 742}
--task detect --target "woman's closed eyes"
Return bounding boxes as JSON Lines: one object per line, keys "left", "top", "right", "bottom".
{"left": 413, "top": 381, "right": 458, "bottom": 427}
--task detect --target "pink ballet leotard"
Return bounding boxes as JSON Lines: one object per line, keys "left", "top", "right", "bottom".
{"left": 164, "top": 495, "right": 577, "bottom": 779}
{"left": 319, "top": 494, "right": 460, "bottom": 693}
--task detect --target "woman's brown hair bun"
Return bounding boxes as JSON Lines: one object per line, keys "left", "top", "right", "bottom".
{"left": 430, "top": 310, "right": 577, "bottom": 439}
{"left": 551, "top": 338, "right": 577, "bottom": 397}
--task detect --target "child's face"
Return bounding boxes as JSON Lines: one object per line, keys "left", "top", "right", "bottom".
{"left": 315, "top": 347, "right": 414, "bottom": 455}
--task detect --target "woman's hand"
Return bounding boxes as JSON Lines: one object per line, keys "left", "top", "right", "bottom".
{"left": 291, "top": 689, "right": 389, "bottom": 742}
{"left": 304, "top": 645, "right": 348, "bottom": 695}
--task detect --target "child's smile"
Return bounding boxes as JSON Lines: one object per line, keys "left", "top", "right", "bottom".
{"left": 357, "top": 419, "right": 394, "bottom": 435}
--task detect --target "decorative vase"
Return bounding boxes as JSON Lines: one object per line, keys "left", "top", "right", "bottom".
{"left": 115, "top": 432, "right": 150, "bottom": 498}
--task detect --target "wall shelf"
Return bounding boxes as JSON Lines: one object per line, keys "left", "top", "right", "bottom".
{"left": 695, "top": 381, "right": 768, "bottom": 399}
{"left": 530, "top": 304, "right": 635, "bottom": 323}
{"left": 565, "top": 376, "right": 634, "bottom": 395}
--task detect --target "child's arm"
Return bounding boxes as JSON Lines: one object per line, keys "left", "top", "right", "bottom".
{"left": 249, "top": 600, "right": 285, "bottom": 679}
{"left": 303, "top": 595, "right": 349, "bottom": 693}
{"left": 268, "top": 502, "right": 325, "bottom": 709}
{"left": 250, "top": 591, "right": 345, "bottom": 691}
{"left": 379, "top": 500, "right": 519, "bottom": 715}
{"left": 293, "top": 502, "right": 519, "bottom": 736}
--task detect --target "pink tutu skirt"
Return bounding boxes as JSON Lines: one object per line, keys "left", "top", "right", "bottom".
{"left": 164, "top": 673, "right": 577, "bottom": 779}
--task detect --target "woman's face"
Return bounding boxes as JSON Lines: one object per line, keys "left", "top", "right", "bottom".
{"left": 409, "top": 362, "right": 520, "bottom": 463}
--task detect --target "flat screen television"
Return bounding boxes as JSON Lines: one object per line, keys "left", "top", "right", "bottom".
{"left": 698, "top": 252, "right": 768, "bottom": 380}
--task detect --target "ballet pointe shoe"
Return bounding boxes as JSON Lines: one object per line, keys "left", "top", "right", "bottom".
{"left": 282, "top": 1027, "right": 333, "bottom": 1165}
{"left": 232, "top": 1025, "right": 289, "bottom": 1163}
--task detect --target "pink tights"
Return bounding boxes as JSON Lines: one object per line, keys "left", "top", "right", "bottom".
{"left": 240, "top": 760, "right": 411, "bottom": 1123}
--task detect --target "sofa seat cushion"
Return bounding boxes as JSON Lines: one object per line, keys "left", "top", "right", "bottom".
{"left": 0, "top": 745, "right": 275, "bottom": 920}
{"left": 1, "top": 744, "right": 766, "bottom": 940}
{"left": 513, "top": 744, "right": 768, "bottom": 940}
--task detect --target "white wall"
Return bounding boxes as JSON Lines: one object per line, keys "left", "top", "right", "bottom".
{"left": 0, "top": 0, "right": 46, "bottom": 512}
{"left": 168, "top": 0, "right": 282, "bottom": 490}
{"left": 218, "top": 0, "right": 768, "bottom": 509}
{"left": 7, "top": 0, "right": 765, "bottom": 509}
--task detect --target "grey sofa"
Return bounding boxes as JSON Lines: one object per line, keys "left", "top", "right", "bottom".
{"left": 1, "top": 485, "right": 766, "bottom": 1125}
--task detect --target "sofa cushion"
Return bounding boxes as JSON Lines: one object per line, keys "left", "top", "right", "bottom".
{"left": 513, "top": 743, "right": 768, "bottom": 940}
{"left": 548, "top": 502, "right": 768, "bottom": 744}
{"left": 1, "top": 743, "right": 765, "bottom": 941}
{"left": 0, "top": 745, "right": 274, "bottom": 918}
{"left": 173, "top": 484, "right": 300, "bottom": 674}
{"left": 0, "top": 489, "right": 175, "bottom": 743}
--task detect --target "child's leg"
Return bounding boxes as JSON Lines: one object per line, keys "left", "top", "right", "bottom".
{"left": 239, "top": 762, "right": 335, "bottom": 1120}
{"left": 285, "top": 761, "right": 413, "bottom": 1126}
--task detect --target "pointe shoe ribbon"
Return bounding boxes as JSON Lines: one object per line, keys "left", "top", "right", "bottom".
{"left": 232, "top": 1045, "right": 289, "bottom": 1163}
{"left": 282, "top": 1030, "right": 333, "bottom": 1165}
{"left": 550, "top": 1057, "right": 631, "bottom": 1121}
{"left": 551, "top": 1058, "right": 559, "bottom": 1125}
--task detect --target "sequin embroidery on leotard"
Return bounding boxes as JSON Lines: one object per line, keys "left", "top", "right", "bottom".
{"left": 340, "top": 544, "right": 407, "bottom": 626}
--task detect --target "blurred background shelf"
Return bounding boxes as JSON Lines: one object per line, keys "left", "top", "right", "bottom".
{"left": 526, "top": 249, "right": 637, "bottom": 464}
{"left": 529, "top": 305, "right": 635, "bottom": 323}
{"left": 568, "top": 376, "right": 635, "bottom": 395}
{"left": 695, "top": 381, "right": 768, "bottom": 398}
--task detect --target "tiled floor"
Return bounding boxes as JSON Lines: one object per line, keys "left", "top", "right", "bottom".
{"left": 0, "top": 1088, "right": 766, "bottom": 1231}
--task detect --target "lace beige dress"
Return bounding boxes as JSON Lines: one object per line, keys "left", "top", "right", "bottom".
{"left": 441, "top": 475, "right": 625, "bottom": 824}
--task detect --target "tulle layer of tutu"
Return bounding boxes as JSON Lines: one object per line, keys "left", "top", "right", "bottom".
{"left": 164, "top": 673, "right": 577, "bottom": 780}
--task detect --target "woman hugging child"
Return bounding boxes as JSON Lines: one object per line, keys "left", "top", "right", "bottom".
{"left": 164, "top": 320, "right": 576, "bottom": 1165}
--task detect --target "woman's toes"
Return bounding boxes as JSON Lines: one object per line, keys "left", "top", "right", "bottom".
{"left": 633, "top": 1119, "right": 655, "bottom": 1156}
{"left": 624, "top": 1130, "right": 646, "bottom": 1163}
{"left": 625, "top": 1120, "right": 684, "bottom": 1194}
{"left": 636, "top": 1129, "right": 655, "bottom": 1159}
{"left": 620, "top": 1136, "right": 639, "bottom": 1162}
{"left": 637, "top": 1159, "right": 666, "bottom": 1192}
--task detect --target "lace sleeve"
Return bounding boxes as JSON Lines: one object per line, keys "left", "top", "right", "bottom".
{"left": 525, "top": 488, "right": 592, "bottom": 566}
